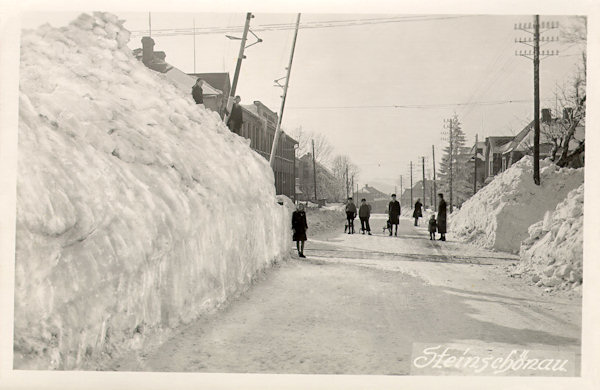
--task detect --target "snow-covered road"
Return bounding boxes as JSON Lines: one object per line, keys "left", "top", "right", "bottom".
{"left": 109, "top": 216, "right": 581, "bottom": 375}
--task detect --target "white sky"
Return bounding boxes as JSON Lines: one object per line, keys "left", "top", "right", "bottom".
{"left": 19, "top": 9, "right": 586, "bottom": 194}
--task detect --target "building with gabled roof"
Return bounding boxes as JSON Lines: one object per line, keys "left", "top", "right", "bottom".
{"left": 484, "top": 136, "right": 514, "bottom": 182}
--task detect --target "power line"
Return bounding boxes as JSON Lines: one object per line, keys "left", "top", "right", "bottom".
{"left": 129, "top": 15, "right": 475, "bottom": 37}
{"left": 286, "top": 98, "right": 555, "bottom": 110}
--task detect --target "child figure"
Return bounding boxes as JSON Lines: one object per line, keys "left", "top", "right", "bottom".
{"left": 428, "top": 214, "right": 437, "bottom": 240}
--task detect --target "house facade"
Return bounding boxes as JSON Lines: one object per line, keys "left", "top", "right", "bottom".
{"left": 240, "top": 101, "right": 297, "bottom": 201}
{"left": 133, "top": 38, "right": 298, "bottom": 200}
{"left": 296, "top": 153, "right": 338, "bottom": 203}
{"left": 356, "top": 184, "right": 390, "bottom": 213}
{"left": 484, "top": 136, "right": 514, "bottom": 182}
{"left": 467, "top": 141, "right": 487, "bottom": 191}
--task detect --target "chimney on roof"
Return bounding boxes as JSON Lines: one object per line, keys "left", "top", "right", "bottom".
{"left": 541, "top": 108, "right": 552, "bottom": 123}
{"left": 141, "top": 36, "right": 155, "bottom": 65}
{"left": 563, "top": 107, "right": 573, "bottom": 121}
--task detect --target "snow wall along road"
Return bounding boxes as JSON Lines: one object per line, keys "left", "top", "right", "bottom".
{"left": 449, "top": 156, "right": 583, "bottom": 254}
{"left": 15, "top": 13, "right": 292, "bottom": 369}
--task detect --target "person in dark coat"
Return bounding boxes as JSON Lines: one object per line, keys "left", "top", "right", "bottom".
{"left": 226, "top": 96, "right": 243, "bottom": 134}
{"left": 292, "top": 203, "right": 308, "bottom": 258}
{"left": 388, "top": 194, "right": 401, "bottom": 236}
{"left": 345, "top": 197, "right": 357, "bottom": 234}
{"left": 413, "top": 198, "right": 423, "bottom": 226}
{"left": 428, "top": 214, "right": 437, "bottom": 240}
{"left": 192, "top": 78, "right": 204, "bottom": 104}
{"left": 358, "top": 198, "right": 372, "bottom": 235}
{"left": 437, "top": 193, "right": 447, "bottom": 241}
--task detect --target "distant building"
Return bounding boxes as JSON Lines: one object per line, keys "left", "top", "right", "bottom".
{"left": 355, "top": 184, "right": 389, "bottom": 213}
{"left": 241, "top": 101, "right": 297, "bottom": 200}
{"left": 467, "top": 141, "right": 486, "bottom": 191}
{"left": 296, "top": 153, "right": 338, "bottom": 203}
{"left": 483, "top": 136, "right": 514, "bottom": 182}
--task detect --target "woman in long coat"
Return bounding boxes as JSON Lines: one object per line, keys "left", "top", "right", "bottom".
{"left": 437, "top": 193, "right": 447, "bottom": 241}
{"left": 292, "top": 203, "right": 308, "bottom": 258}
{"left": 413, "top": 198, "right": 423, "bottom": 226}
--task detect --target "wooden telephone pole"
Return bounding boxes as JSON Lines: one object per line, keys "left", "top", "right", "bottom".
{"left": 474, "top": 134, "right": 478, "bottom": 194}
{"left": 515, "top": 17, "right": 559, "bottom": 185}
{"left": 432, "top": 145, "right": 437, "bottom": 211}
{"left": 224, "top": 13, "right": 253, "bottom": 124}
{"left": 312, "top": 139, "right": 318, "bottom": 202}
{"left": 410, "top": 161, "right": 413, "bottom": 209}
{"left": 270, "top": 14, "right": 301, "bottom": 168}
{"left": 422, "top": 156, "right": 426, "bottom": 208}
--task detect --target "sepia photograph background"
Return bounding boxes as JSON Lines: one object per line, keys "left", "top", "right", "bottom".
{"left": 1, "top": 0, "right": 599, "bottom": 389}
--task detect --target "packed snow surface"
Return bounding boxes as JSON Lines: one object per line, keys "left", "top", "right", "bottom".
{"left": 449, "top": 156, "right": 583, "bottom": 253}
{"left": 15, "top": 12, "right": 291, "bottom": 369}
{"left": 517, "top": 184, "right": 583, "bottom": 291}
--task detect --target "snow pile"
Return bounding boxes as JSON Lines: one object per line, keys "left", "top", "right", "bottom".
{"left": 321, "top": 202, "right": 344, "bottom": 212}
{"left": 15, "top": 12, "right": 291, "bottom": 370}
{"left": 516, "top": 184, "right": 583, "bottom": 291}
{"left": 305, "top": 209, "right": 346, "bottom": 237}
{"left": 449, "top": 156, "right": 583, "bottom": 253}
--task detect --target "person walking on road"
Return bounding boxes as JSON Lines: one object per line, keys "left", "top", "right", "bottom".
{"left": 388, "top": 194, "right": 401, "bottom": 236}
{"left": 192, "top": 78, "right": 204, "bottom": 104}
{"left": 437, "top": 193, "right": 447, "bottom": 241}
{"left": 292, "top": 203, "right": 308, "bottom": 258}
{"left": 226, "top": 96, "right": 243, "bottom": 135}
{"left": 345, "top": 197, "right": 357, "bottom": 234}
{"left": 413, "top": 198, "right": 423, "bottom": 226}
{"left": 428, "top": 214, "right": 437, "bottom": 240}
{"left": 358, "top": 198, "right": 372, "bottom": 235}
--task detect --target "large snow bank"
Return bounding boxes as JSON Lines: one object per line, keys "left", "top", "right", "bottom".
{"left": 450, "top": 156, "right": 583, "bottom": 253}
{"left": 15, "top": 12, "right": 291, "bottom": 370}
{"left": 516, "top": 184, "right": 583, "bottom": 292}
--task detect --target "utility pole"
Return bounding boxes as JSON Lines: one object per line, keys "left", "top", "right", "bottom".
{"left": 410, "top": 161, "right": 413, "bottom": 209}
{"left": 443, "top": 118, "right": 454, "bottom": 214}
{"left": 346, "top": 165, "right": 349, "bottom": 199}
{"left": 148, "top": 13, "right": 152, "bottom": 37}
{"left": 270, "top": 13, "right": 301, "bottom": 168}
{"left": 312, "top": 139, "right": 318, "bottom": 202}
{"left": 432, "top": 145, "right": 437, "bottom": 211}
{"left": 400, "top": 176, "right": 403, "bottom": 208}
{"left": 224, "top": 13, "right": 253, "bottom": 124}
{"left": 474, "top": 134, "right": 478, "bottom": 194}
{"left": 533, "top": 15, "right": 541, "bottom": 185}
{"left": 351, "top": 175, "right": 354, "bottom": 199}
{"left": 515, "top": 18, "right": 559, "bottom": 185}
{"left": 422, "top": 156, "right": 426, "bottom": 208}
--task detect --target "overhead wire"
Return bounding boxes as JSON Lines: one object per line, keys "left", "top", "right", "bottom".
{"left": 129, "top": 14, "right": 476, "bottom": 37}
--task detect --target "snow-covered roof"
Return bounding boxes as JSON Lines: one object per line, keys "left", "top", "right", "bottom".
{"left": 486, "top": 136, "right": 514, "bottom": 154}
{"left": 165, "top": 68, "right": 222, "bottom": 95}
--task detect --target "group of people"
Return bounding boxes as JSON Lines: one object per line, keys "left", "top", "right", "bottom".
{"left": 192, "top": 78, "right": 243, "bottom": 134}
{"left": 347, "top": 192, "right": 448, "bottom": 241}
{"left": 344, "top": 197, "right": 373, "bottom": 235}
{"left": 290, "top": 192, "right": 448, "bottom": 258}
{"left": 422, "top": 194, "right": 447, "bottom": 241}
